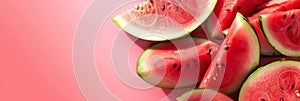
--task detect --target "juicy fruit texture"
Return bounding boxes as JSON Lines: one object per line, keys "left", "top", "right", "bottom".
{"left": 176, "top": 88, "right": 233, "bottom": 101}
{"left": 199, "top": 13, "right": 260, "bottom": 94}
{"left": 207, "top": 0, "right": 237, "bottom": 30}
{"left": 248, "top": 6, "right": 282, "bottom": 56}
{"left": 112, "top": 0, "right": 217, "bottom": 41}
{"left": 247, "top": 0, "right": 300, "bottom": 56}
{"left": 137, "top": 37, "right": 220, "bottom": 88}
{"left": 236, "top": 0, "right": 270, "bottom": 16}
{"left": 239, "top": 60, "right": 300, "bottom": 101}
{"left": 260, "top": 9, "right": 300, "bottom": 57}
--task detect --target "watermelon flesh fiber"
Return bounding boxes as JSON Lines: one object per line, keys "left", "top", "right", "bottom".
{"left": 239, "top": 60, "right": 300, "bottom": 101}
{"left": 260, "top": 9, "right": 300, "bottom": 57}
{"left": 247, "top": 0, "right": 300, "bottom": 56}
{"left": 199, "top": 13, "right": 260, "bottom": 94}
{"left": 137, "top": 37, "right": 220, "bottom": 88}
{"left": 112, "top": 0, "right": 217, "bottom": 41}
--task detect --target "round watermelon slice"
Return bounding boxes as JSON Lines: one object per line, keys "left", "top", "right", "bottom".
{"left": 239, "top": 60, "right": 300, "bottom": 101}
{"left": 199, "top": 12, "right": 260, "bottom": 94}
{"left": 176, "top": 88, "right": 233, "bottom": 101}
{"left": 137, "top": 37, "right": 220, "bottom": 88}
{"left": 112, "top": 0, "right": 217, "bottom": 41}
{"left": 260, "top": 9, "right": 300, "bottom": 57}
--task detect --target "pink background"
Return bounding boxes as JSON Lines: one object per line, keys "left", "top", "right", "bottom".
{"left": 0, "top": 0, "right": 91, "bottom": 100}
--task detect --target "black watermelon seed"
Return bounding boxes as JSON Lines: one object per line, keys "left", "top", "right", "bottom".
{"left": 177, "top": 66, "right": 181, "bottom": 71}
{"left": 292, "top": 14, "right": 295, "bottom": 19}
{"left": 283, "top": 15, "right": 287, "bottom": 19}
{"left": 149, "top": 0, "right": 153, "bottom": 3}
{"left": 208, "top": 48, "right": 213, "bottom": 55}
{"left": 255, "top": 4, "right": 259, "bottom": 7}
{"left": 291, "top": 85, "right": 295, "bottom": 90}
{"left": 162, "top": 5, "right": 166, "bottom": 11}
{"left": 176, "top": 6, "right": 179, "bottom": 11}
{"left": 224, "top": 46, "right": 230, "bottom": 50}
{"left": 221, "top": 63, "right": 226, "bottom": 67}
{"left": 288, "top": 26, "right": 292, "bottom": 30}
{"left": 186, "top": 63, "right": 190, "bottom": 68}
{"left": 193, "top": 60, "right": 199, "bottom": 67}
{"left": 226, "top": 9, "right": 231, "bottom": 11}
{"left": 173, "top": 64, "right": 177, "bottom": 68}
{"left": 237, "top": 6, "right": 241, "bottom": 10}
{"left": 280, "top": 98, "right": 284, "bottom": 101}
{"left": 261, "top": 98, "right": 265, "bottom": 101}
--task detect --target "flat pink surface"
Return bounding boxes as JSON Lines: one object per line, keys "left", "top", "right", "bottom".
{"left": 0, "top": 0, "right": 90, "bottom": 100}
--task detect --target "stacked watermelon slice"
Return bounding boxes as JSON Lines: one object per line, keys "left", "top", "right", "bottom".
{"left": 112, "top": 0, "right": 300, "bottom": 100}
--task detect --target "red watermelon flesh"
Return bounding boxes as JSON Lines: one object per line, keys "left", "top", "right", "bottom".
{"left": 247, "top": 0, "right": 300, "bottom": 56}
{"left": 236, "top": 0, "right": 270, "bottom": 16}
{"left": 213, "top": 0, "right": 237, "bottom": 30}
{"left": 257, "top": 0, "right": 300, "bottom": 11}
{"left": 248, "top": 6, "right": 283, "bottom": 56}
{"left": 190, "top": 0, "right": 238, "bottom": 42}
{"left": 199, "top": 13, "right": 260, "bottom": 94}
{"left": 177, "top": 88, "right": 233, "bottom": 101}
{"left": 112, "top": 0, "right": 217, "bottom": 41}
{"left": 137, "top": 37, "right": 220, "bottom": 88}
{"left": 239, "top": 60, "right": 300, "bottom": 101}
{"left": 259, "top": 56, "right": 300, "bottom": 67}
{"left": 260, "top": 9, "right": 300, "bottom": 57}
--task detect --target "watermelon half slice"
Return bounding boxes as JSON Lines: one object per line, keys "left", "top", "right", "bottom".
{"left": 260, "top": 9, "right": 300, "bottom": 57}
{"left": 137, "top": 37, "right": 220, "bottom": 88}
{"left": 199, "top": 12, "right": 260, "bottom": 94}
{"left": 239, "top": 60, "right": 300, "bottom": 101}
{"left": 112, "top": 0, "right": 217, "bottom": 41}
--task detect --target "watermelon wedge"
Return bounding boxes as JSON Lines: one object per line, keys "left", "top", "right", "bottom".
{"left": 176, "top": 88, "right": 233, "bottom": 101}
{"left": 199, "top": 13, "right": 260, "bottom": 94}
{"left": 239, "top": 60, "right": 300, "bottom": 101}
{"left": 260, "top": 9, "right": 300, "bottom": 57}
{"left": 112, "top": 0, "right": 217, "bottom": 41}
{"left": 137, "top": 37, "right": 220, "bottom": 88}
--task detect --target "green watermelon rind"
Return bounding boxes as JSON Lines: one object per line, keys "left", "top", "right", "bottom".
{"left": 259, "top": 15, "right": 300, "bottom": 57}
{"left": 220, "top": 12, "right": 260, "bottom": 94}
{"left": 176, "top": 88, "right": 233, "bottom": 101}
{"left": 136, "top": 37, "right": 211, "bottom": 88}
{"left": 112, "top": 0, "right": 218, "bottom": 41}
{"left": 239, "top": 60, "right": 300, "bottom": 100}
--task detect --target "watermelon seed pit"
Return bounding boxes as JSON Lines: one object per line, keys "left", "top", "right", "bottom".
{"left": 173, "top": 64, "right": 177, "bottom": 68}
{"left": 149, "top": 0, "right": 153, "bottom": 3}
{"left": 280, "top": 97, "right": 284, "bottom": 101}
{"left": 186, "top": 63, "right": 190, "bottom": 68}
{"left": 224, "top": 45, "right": 230, "bottom": 50}
{"left": 162, "top": 5, "right": 165, "bottom": 11}
{"left": 208, "top": 48, "right": 213, "bottom": 55}
{"left": 177, "top": 66, "right": 181, "bottom": 71}
{"left": 237, "top": 6, "right": 241, "bottom": 10}
{"left": 261, "top": 98, "right": 265, "bottom": 101}
{"left": 292, "top": 14, "right": 295, "bottom": 19}
{"left": 283, "top": 15, "right": 287, "bottom": 19}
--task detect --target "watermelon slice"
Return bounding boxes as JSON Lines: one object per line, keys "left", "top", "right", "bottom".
{"left": 112, "top": 0, "right": 217, "bottom": 41}
{"left": 239, "top": 60, "right": 300, "bottom": 101}
{"left": 137, "top": 37, "right": 220, "bottom": 88}
{"left": 176, "top": 88, "right": 233, "bottom": 101}
{"left": 199, "top": 13, "right": 260, "bottom": 94}
{"left": 247, "top": 0, "right": 300, "bottom": 56}
{"left": 260, "top": 9, "right": 300, "bottom": 57}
